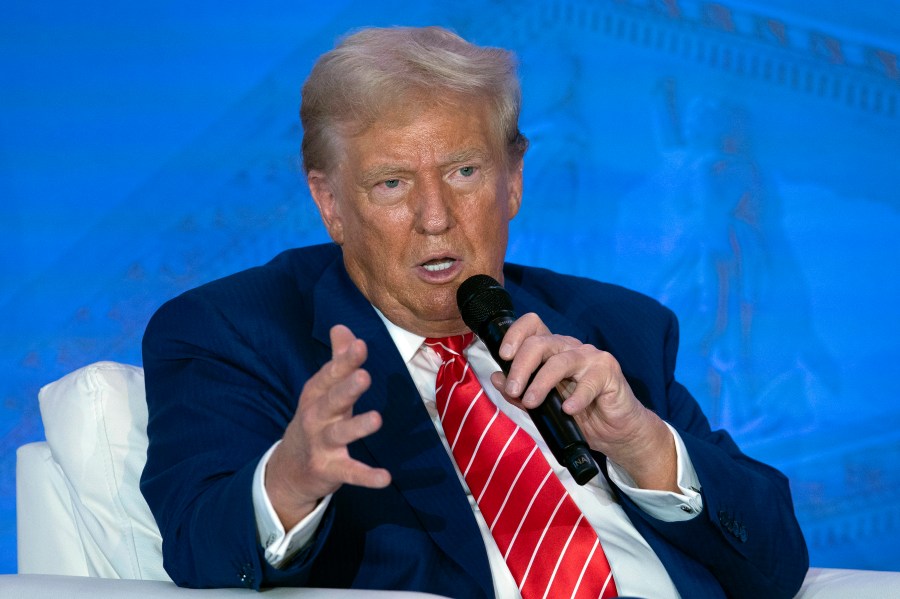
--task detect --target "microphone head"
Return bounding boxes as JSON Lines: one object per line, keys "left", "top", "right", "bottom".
{"left": 457, "top": 274, "right": 515, "bottom": 332}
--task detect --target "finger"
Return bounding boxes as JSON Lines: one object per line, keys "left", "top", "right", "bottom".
{"left": 340, "top": 460, "right": 392, "bottom": 489}
{"left": 560, "top": 376, "right": 604, "bottom": 415}
{"left": 558, "top": 350, "right": 625, "bottom": 414}
{"left": 329, "top": 325, "right": 368, "bottom": 379}
{"left": 505, "top": 334, "right": 579, "bottom": 400}
{"left": 489, "top": 371, "right": 527, "bottom": 412}
{"left": 520, "top": 345, "right": 595, "bottom": 409}
{"left": 498, "top": 312, "right": 550, "bottom": 361}
{"left": 332, "top": 326, "right": 367, "bottom": 367}
{"left": 530, "top": 350, "right": 620, "bottom": 417}
{"left": 313, "top": 367, "right": 372, "bottom": 420}
{"left": 330, "top": 324, "right": 357, "bottom": 355}
{"left": 304, "top": 336, "right": 368, "bottom": 400}
{"left": 324, "top": 409, "right": 382, "bottom": 447}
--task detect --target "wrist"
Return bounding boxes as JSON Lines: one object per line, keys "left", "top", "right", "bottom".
{"left": 266, "top": 447, "right": 320, "bottom": 529}
{"left": 612, "top": 411, "right": 678, "bottom": 492}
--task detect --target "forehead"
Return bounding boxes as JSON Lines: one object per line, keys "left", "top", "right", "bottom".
{"left": 336, "top": 94, "right": 504, "bottom": 172}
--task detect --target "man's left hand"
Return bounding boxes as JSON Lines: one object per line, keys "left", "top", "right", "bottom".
{"left": 488, "top": 312, "right": 679, "bottom": 492}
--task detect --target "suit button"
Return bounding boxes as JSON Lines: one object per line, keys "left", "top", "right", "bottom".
{"left": 238, "top": 564, "right": 255, "bottom": 588}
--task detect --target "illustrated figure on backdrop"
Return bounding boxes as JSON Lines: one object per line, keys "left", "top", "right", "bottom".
{"left": 506, "top": 45, "right": 597, "bottom": 276}
{"left": 140, "top": 27, "right": 808, "bottom": 598}
{"left": 646, "top": 77, "right": 836, "bottom": 435}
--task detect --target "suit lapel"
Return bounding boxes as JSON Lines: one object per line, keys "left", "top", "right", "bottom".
{"left": 311, "top": 257, "right": 492, "bottom": 595}
{"left": 504, "top": 277, "right": 585, "bottom": 343}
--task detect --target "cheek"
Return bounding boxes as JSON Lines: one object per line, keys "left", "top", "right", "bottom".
{"left": 347, "top": 209, "right": 412, "bottom": 261}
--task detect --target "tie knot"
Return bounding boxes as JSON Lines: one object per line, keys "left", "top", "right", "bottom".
{"left": 425, "top": 333, "right": 475, "bottom": 361}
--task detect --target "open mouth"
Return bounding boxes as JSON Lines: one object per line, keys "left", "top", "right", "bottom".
{"left": 422, "top": 258, "right": 456, "bottom": 273}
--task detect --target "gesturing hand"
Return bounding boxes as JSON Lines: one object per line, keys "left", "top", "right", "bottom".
{"left": 266, "top": 325, "right": 391, "bottom": 529}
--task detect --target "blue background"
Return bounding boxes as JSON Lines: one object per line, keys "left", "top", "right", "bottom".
{"left": 2, "top": 0, "right": 899, "bottom": 574}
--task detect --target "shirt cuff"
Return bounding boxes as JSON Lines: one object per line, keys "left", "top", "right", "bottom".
{"left": 252, "top": 440, "right": 332, "bottom": 568}
{"left": 606, "top": 422, "right": 703, "bottom": 522}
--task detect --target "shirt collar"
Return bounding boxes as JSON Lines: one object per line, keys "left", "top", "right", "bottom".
{"left": 373, "top": 307, "right": 426, "bottom": 364}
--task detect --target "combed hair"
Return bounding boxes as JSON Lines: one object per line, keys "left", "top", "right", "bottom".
{"left": 300, "top": 26, "right": 527, "bottom": 173}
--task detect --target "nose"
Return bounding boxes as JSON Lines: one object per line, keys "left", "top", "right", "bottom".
{"left": 413, "top": 173, "right": 455, "bottom": 235}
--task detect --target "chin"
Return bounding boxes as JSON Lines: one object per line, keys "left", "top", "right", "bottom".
{"left": 416, "top": 297, "right": 462, "bottom": 324}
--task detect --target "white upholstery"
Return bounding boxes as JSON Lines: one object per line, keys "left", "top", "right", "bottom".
{"left": 0, "top": 574, "right": 449, "bottom": 598}
{"left": 17, "top": 441, "right": 92, "bottom": 576}
{"left": 794, "top": 567, "right": 900, "bottom": 598}
{"left": 14, "top": 361, "right": 900, "bottom": 598}
{"left": 20, "top": 362, "right": 167, "bottom": 580}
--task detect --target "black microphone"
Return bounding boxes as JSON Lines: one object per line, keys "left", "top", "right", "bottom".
{"left": 456, "top": 274, "right": 600, "bottom": 485}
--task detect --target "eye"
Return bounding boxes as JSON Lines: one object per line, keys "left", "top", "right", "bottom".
{"left": 458, "top": 166, "right": 476, "bottom": 177}
{"left": 383, "top": 179, "right": 400, "bottom": 188}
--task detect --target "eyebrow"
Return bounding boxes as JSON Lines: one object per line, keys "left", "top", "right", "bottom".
{"left": 360, "top": 164, "right": 408, "bottom": 185}
{"left": 358, "top": 148, "right": 492, "bottom": 186}
{"left": 443, "top": 148, "right": 490, "bottom": 166}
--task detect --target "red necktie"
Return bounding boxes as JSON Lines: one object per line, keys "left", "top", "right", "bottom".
{"left": 426, "top": 334, "right": 618, "bottom": 599}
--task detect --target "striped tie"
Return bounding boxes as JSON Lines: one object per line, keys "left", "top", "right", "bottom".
{"left": 426, "top": 334, "right": 618, "bottom": 599}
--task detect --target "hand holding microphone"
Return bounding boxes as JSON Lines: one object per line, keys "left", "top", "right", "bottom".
{"left": 457, "top": 274, "right": 680, "bottom": 492}
{"left": 456, "top": 274, "right": 600, "bottom": 485}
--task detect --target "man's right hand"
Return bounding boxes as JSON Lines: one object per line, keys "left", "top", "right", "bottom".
{"left": 266, "top": 324, "right": 391, "bottom": 529}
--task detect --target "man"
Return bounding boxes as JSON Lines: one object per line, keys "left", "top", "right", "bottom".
{"left": 141, "top": 26, "right": 808, "bottom": 598}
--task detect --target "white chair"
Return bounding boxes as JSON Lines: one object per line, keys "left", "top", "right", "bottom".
{"left": 18, "top": 361, "right": 165, "bottom": 580}
{"left": 12, "top": 361, "right": 900, "bottom": 598}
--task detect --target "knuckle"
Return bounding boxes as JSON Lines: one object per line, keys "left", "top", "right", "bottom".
{"left": 521, "top": 312, "right": 540, "bottom": 325}
{"left": 581, "top": 379, "right": 601, "bottom": 400}
{"left": 323, "top": 420, "right": 342, "bottom": 445}
{"left": 295, "top": 402, "right": 319, "bottom": 432}
{"left": 560, "top": 335, "right": 581, "bottom": 347}
{"left": 599, "top": 350, "right": 622, "bottom": 373}
{"left": 306, "top": 452, "right": 331, "bottom": 478}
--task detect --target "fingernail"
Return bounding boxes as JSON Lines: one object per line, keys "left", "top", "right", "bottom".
{"left": 500, "top": 343, "right": 513, "bottom": 359}
{"left": 522, "top": 391, "right": 535, "bottom": 407}
{"left": 506, "top": 380, "right": 520, "bottom": 396}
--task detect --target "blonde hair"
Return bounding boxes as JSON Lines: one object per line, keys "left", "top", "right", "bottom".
{"left": 300, "top": 26, "right": 527, "bottom": 173}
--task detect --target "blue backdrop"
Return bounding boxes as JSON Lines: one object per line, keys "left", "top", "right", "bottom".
{"left": 2, "top": 0, "right": 899, "bottom": 574}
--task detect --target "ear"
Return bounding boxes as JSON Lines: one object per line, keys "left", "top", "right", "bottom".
{"left": 506, "top": 157, "right": 524, "bottom": 220}
{"left": 308, "top": 169, "right": 344, "bottom": 245}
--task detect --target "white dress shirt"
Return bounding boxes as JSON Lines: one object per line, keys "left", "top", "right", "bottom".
{"left": 253, "top": 313, "right": 703, "bottom": 598}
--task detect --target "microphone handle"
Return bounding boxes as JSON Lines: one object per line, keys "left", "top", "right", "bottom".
{"left": 478, "top": 315, "right": 600, "bottom": 485}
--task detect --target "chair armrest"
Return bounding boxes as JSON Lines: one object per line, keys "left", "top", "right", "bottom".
{"left": 16, "top": 442, "right": 89, "bottom": 576}
{"left": 796, "top": 567, "right": 900, "bottom": 598}
{"left": 0, "top": 574, "right": 451, "bottom": 598}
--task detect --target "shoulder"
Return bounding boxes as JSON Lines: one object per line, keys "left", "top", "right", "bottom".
{"left": 191, "top": 243, "right": 340, "bottom": 301}
{"left": 144, "top": 243, "right": 341, "bottom": 345}
{"left": 163, "top": 244, "right": 338, "bottom": 309}
{"left": 503, "top": 262, "right": 675, "bottom": 332}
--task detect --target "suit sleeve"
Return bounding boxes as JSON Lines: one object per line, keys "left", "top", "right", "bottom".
{"left": 616, "top": 309, "right": 809, "bottom": 599}
{"left": 139, "top": 291, "right": 332, "bottom": 589}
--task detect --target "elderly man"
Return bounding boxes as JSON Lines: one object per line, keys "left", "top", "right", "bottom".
{"left": 141, "top": 26, "right": 808, "bottom": 598}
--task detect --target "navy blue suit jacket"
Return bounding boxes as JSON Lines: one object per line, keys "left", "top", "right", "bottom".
{"left": 141, "top": 243, "right": 808, "bottom": 598}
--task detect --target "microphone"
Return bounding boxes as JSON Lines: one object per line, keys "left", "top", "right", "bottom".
{"left": 456, "top": 274, "right": 600, "bottom": 485}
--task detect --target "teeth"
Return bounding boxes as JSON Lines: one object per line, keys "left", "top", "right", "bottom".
{"left": 423, "top": 259, "right": 454, "bottom": 272}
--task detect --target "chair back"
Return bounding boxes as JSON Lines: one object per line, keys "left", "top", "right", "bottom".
{"left": 16, "top": 362, "right": 169, "bottom": 580}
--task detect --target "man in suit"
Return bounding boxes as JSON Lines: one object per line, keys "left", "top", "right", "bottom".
{"left": 140, "top": 26, "right": 808, "bottom": 598}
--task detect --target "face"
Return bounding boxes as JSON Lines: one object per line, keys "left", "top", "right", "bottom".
{"left": 308, "top": 97, "right": 523, "bottom": 337}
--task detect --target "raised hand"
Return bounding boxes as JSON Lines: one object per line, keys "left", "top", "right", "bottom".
{"left": 266, "top": 325, "right": 391, "bottom": 528}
